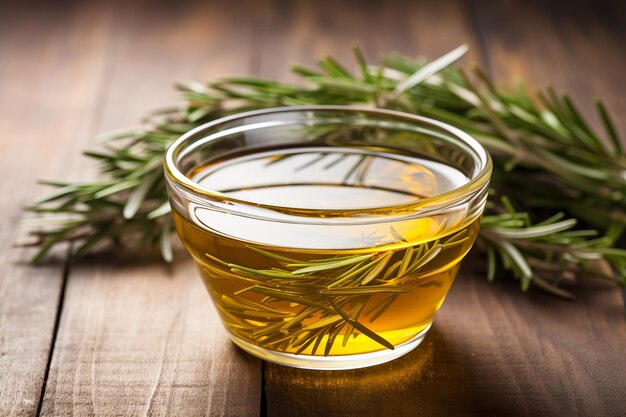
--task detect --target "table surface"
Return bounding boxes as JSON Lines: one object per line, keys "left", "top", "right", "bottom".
{"left": 1, "top": 0, "right": 625, "bottom": 416}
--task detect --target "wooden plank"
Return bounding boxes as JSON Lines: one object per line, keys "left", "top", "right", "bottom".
{"left": 264, "top": 1, "right": 626, "bottom": 416}
{"left": 256, "top": 0, "right": 484, "bottom": 81}
{"left": 39, "top": 1, "right": 263, "bottom": 415}
{"left": 441, "top": 260, "right": 626, "bottom": 416}
{"left": 41, "top": 255, "right": 260, "bottom": 416}
{"left": 0, "top": 2, "right": 116, "bottom": 415}
{"left": 470, "top": 1, "right": 626, "bottom": 414}
{"left": 475, "top": 0, "right": 626, "bottom": 134}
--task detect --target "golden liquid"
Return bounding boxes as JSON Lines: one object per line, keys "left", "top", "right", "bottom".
{"left": 173, "top": 147, "right": 480, "bottom": 357}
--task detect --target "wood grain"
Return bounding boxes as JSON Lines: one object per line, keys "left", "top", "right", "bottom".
{"left": 263, "top": 336, "right": 436, "bottom": 416}
{"left": 468, "top": 1, "right": 626, "bottom": 413}
{"left": 475, "top": 0, "right": 626, "bottom": 134}
{"left": 41, "top": 254, "right": 260, "bottom": 416}
{"left": 0, "top": 2, "right": 116, "bottom": 415}
{"left": 255, "top": 0, "right": 483, "bottom": 80}
{"left": 38, "top": 1, "right": 263, "bottom": 416}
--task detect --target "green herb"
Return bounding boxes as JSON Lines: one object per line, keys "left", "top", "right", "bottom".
{"left": 206, "top": 231, "right": 455, "bottom": 355}
{"left": 21, "top": 46, "right": 626, "bottom": 300}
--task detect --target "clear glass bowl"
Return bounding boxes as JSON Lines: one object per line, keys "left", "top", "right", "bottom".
{"left": 164, "top": 106, "right": 491, "bottom": 370}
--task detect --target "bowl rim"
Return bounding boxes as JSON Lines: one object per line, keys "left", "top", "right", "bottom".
{"left": 164, "top": 105, "right": 492, "bottom": 218}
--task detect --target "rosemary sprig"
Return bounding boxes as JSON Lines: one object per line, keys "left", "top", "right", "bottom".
{"left": 207, "top": 228, "right": 463, "bottom": 355}
{"left": 22, "top": 46, "right": 626, "bottom": 299}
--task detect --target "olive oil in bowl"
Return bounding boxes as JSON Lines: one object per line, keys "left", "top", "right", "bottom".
{"left": 173, "top": 147, "right": 479, "bottom": 359}
{"left": 164, "top": 107, "right": 491, "bottom": 369}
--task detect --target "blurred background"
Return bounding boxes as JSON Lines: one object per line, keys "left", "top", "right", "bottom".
{"left": 1, "top": 0, "right": 624, "bottom": 153}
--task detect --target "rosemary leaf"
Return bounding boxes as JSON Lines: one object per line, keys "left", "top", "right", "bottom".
{"left": 319, "top": 285, "right": 411, "bottom": 295}
{"left": 291, "top": 253, "right": 375, "bottom": 275}
{"left": 328, "top": 298, "right": 394, "bottom": 350}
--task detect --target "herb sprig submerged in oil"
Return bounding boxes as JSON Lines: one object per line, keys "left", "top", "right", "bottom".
{"left": 172, "top": 144, "right": 480, "bottom": 356}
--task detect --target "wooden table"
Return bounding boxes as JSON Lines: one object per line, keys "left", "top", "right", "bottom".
{"left": 1, "top": 0, "right": 625, "bottom": 415}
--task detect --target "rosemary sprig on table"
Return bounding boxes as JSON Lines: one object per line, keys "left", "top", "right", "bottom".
{"left": 22, "top": 46, "right": 626, "bottom": 299}
{"left": 204, "top": 228, "right": 463, "bottom": 355}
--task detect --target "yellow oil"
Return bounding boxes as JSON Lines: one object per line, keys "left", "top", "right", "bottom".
{"left": 173, "top": 146, "right": 480, "bottom": 357}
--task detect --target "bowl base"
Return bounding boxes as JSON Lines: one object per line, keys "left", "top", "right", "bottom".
{"left": 228, "top": 323, "right": 432, "bottom": 370}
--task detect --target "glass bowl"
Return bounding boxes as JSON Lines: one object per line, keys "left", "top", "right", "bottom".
{"left": 164, "top": 106, "right": 491, "bottom": 370}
